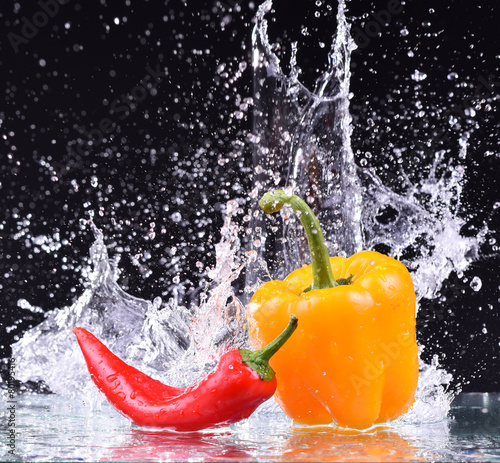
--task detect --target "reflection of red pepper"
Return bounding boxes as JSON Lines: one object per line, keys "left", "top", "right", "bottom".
{"left": 73, "top": 315, "right": 297, "bottom": 431}
{"left": 103, "top": 429, "right": 251, "bottom": 462}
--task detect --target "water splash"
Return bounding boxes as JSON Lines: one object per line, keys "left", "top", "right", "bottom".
{"left": 247, "top": 0, "right": 363, "bottom": 288}
{"left": 12, "top": 204, "right": 247, "bottom": 398}
{"left": 396, "top": 356, "right": 454, "bottom": 426}
{"left": 170, "top": 200, "right": 250, "bottom": 386}
{"left": 360, "top": 137, "right": 486, "bottom": 302}
{"left": 244, "top": 0, "right": 486, "bottom": 425}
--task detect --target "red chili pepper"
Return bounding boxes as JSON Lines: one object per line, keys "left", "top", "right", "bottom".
{"left": 73, "top": 315, "right": 298, "bottom": 431}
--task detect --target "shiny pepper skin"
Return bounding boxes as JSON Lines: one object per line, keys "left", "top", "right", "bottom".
{"left": 249, "top": 191, "right": 419, "bottom": 430}
{"left": 73, "top": 315, "right": 297, "bottom": 431}
{"left": 250, "top": 252, "right": 419, "bottom": 429}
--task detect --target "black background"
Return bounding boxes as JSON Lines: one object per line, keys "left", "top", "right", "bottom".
{"left": 0, "top": 0, "right": 498, "bottom": 392}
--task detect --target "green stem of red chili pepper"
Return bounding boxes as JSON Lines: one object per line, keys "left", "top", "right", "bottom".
{"left": 240, "top": 313, "right": 298, "bottom": 381}
{"left": 73, "top": 315, "right": 297, "bottom": 431}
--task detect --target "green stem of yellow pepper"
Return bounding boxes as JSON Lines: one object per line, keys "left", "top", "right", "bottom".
{"left": 259, "top": 190, "right": 338, "bottom": 290}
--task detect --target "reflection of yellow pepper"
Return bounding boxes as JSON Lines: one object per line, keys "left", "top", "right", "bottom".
{"left": 248, "top": 190, "right": 419, "bottom": 430}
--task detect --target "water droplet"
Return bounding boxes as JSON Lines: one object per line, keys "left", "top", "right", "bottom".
{"left": 470, "top": 276, "right": 482, "bottom": 292}
{"left": 411, "top": 70, "right": 427, "bottom": 82}
{"left": 464, "top": 107, "right": 476, "bottom": 117}
{"left": 171, "top": 212, "right": 182, "bottom": 223}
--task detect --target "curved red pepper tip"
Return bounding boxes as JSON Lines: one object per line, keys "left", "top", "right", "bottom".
{"left": 73, "top": 327, "right": 95, "bottom": 345}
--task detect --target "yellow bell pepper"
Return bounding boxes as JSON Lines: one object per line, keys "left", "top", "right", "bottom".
{"left": 248, "top": 190, "right": 419, "bottom": 430}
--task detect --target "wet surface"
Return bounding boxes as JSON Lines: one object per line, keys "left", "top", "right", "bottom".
{"left": 1, "top": 392, "right": 499, "bottom": 461}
